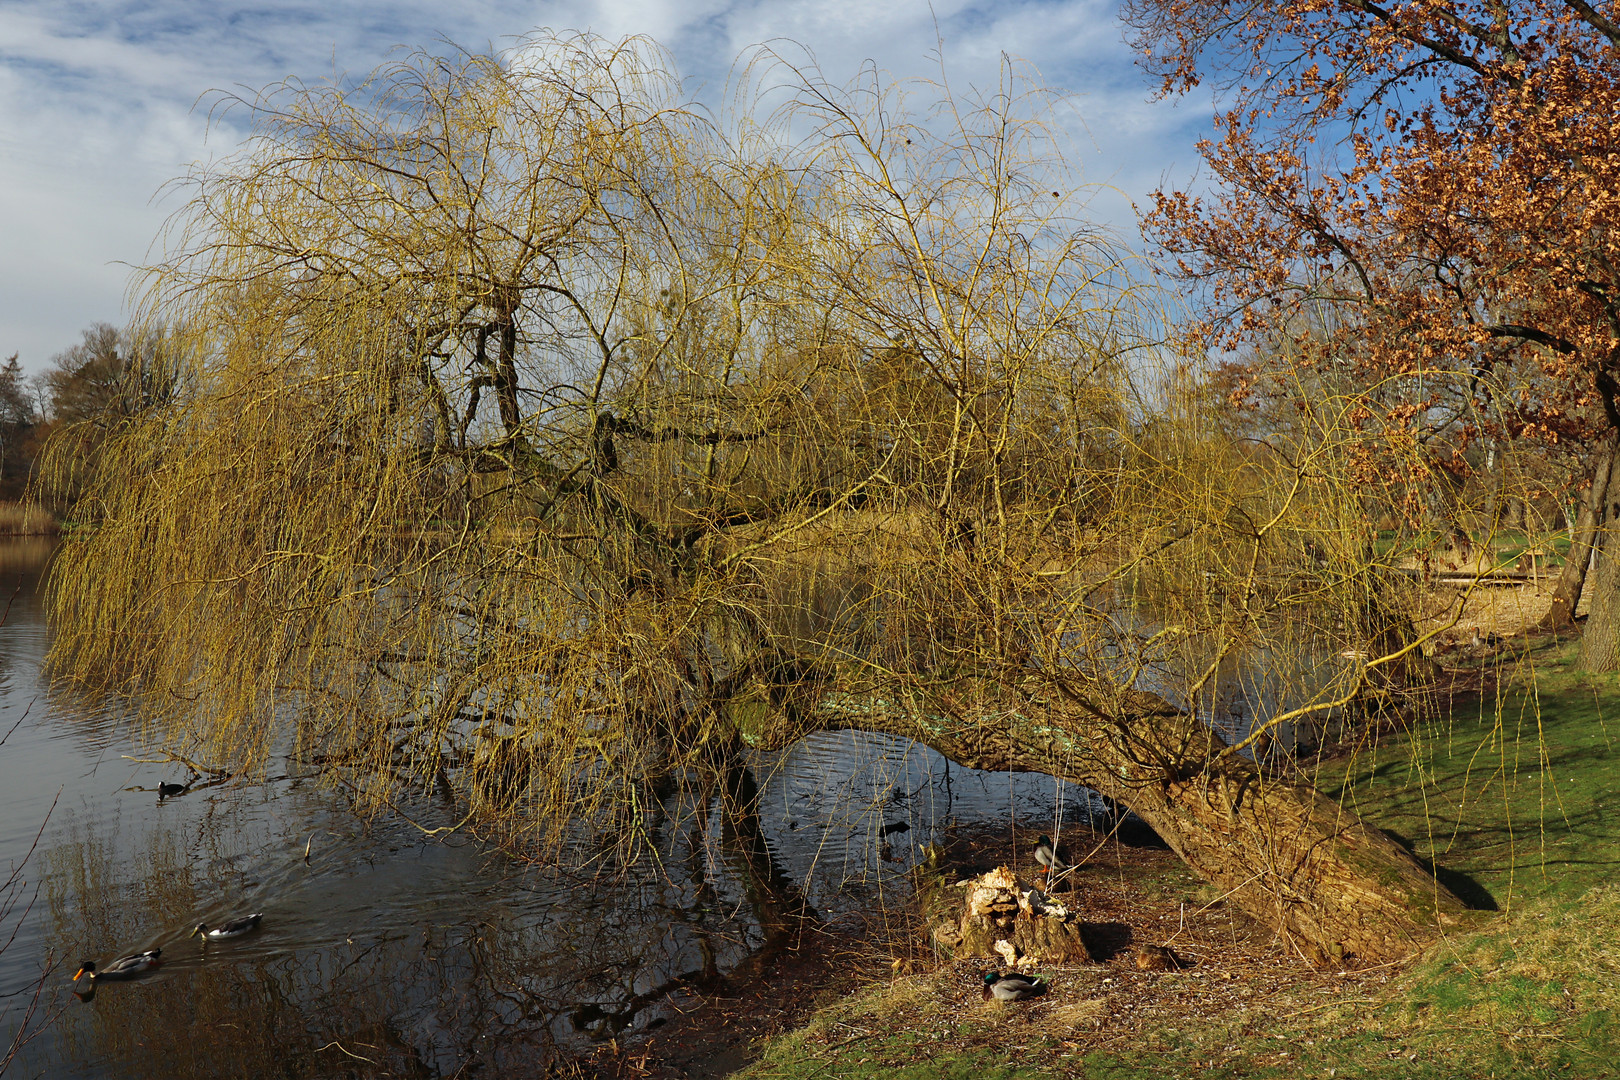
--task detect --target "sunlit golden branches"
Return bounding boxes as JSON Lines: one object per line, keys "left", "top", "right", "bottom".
{"left": 39, "top": 32, "right": 1447, "bottom": 936}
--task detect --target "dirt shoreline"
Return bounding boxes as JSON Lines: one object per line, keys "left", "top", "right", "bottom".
{"left": 581, "top": 582, "right": 1561, "bottom": 1078}
{"left": 589, "top": 816, "right": 1430, "bottom": 1078}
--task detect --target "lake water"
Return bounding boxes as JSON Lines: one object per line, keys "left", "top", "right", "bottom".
{"left": 0, "top": 540, "right": 1100, "bottom": 1079}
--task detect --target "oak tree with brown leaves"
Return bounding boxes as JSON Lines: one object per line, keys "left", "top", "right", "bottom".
{"left": 1127, "top": 0, "right": 1620, "bottom": 666}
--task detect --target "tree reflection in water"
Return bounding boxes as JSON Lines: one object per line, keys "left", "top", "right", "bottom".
{"left": 4, "top": 538, "right": 1087, "bottom": 1078}
{"left": 37, "top": 766, "right": 810, "bottom": 1078}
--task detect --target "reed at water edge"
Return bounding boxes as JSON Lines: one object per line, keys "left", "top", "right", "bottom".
{"left": 0, "top": 503, "right": 58, "bottom": 536}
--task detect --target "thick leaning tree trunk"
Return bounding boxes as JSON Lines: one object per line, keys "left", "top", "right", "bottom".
{"left": 744, "top": 678, "right": 1474, "bottom": 965}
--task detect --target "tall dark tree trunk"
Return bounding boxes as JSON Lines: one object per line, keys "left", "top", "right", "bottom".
{"left": 1579, "top": 530, "right": 1620, "bottom": 669}
{"left": 746, "top": 677, "right": 1476, "bottom": 966}
{"left": 1580, "top": 443, "right": 1620, "bottom": 669}
{"left": 1542, "top": 436, "right": 1618, "bottom": 629}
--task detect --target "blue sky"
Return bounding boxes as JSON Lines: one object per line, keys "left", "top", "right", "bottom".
{"left": 0, "top": 0, "right": 1208, "bottom": 372}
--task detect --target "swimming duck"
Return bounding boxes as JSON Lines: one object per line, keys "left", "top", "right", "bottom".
{"left": 1034, "top": 835, "right": 1070, "bottom": 876}
{"left": 191, "top": 913, "right": 263, "bottom": 940}
{"left": 74, "top": 949, "right": 162, "bottom": 983}
{"left": 982, "top": 969, "right": 1048, "bottom": 1002}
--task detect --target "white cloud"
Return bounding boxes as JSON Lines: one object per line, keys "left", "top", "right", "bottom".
{"left": 0, "top": 0, "right": 1208, "bottom": 371}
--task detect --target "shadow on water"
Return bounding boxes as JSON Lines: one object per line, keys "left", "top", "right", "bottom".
{"left": 1, "top": 537, "right": 1482, "bottom": 1076}
{"left": 0, "top": 539, "right": 1106, "bottom": 1079}
{"left": 3, "top": 537, "right": 1451, "bottom": 1078}
{"left": 32, "top": 777, "right": 829, "bottom": 1077}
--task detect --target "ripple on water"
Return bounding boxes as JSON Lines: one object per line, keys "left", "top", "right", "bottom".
{"left": 0, "top": 538, "right": 1112, "bottom": 1079}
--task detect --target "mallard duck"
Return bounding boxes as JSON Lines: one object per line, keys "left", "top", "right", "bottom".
{"left": 191, "top": 913, "right": 263, "bottom": 940}
{"left": 982, "top": 969, "right": 1048, "bottom": 1002}
{"left": 74, "top": 949, "right": 162, "bottom": 982}
{"left": 1034, "top": 834, "right": 1070, "bottom": 875}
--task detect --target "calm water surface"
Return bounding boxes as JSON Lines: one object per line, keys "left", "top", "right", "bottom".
{"left": 0, "top": 540, "right": 1096, "bottom": 1079}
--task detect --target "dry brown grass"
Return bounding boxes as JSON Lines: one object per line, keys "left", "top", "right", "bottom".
{"left": 1413, "top": 578, "right": 1570, "bottom": 649}
{"left": 0, "top": 502, "right": 58, "bottom": 536}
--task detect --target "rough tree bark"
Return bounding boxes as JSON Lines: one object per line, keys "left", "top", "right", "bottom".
{"left": 741, "top": 676, "right": 1475, "bottom": 966}
{"left": 1569, "top": 360, "right": 1620, "bottom": 667}
{"left": 1542, "top": 436, "right": 1619, "bottom": 629}
{"left": 1579, "top": 443, "right": 1620, "bottom": 669}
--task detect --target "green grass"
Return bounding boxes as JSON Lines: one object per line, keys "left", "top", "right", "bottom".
{"left": 736, "top": 642, "right": 1620, "bottom": 1079}
{"left": 737, "top": 976, "right": 1057, "bottom": 1079}
{"left": 1371, "top": 528, "right": 1573, "bottom": 567}
{"left": 1327, "top": 640, "right": 1620, "bottom": 909}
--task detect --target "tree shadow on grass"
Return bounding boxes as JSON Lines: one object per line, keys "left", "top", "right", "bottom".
{"left": 1078, "top": 921, "right": 1134, "bottom": 962}
{"left": 1382, "top": 828, "right": 1499, "bottom": 910}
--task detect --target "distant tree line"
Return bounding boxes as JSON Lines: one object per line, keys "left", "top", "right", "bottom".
{"left": 0, "top": 353, "right": 34, "bottom": 501}
{"left": 0, "top": 322, "right": 183, "bottom": 506}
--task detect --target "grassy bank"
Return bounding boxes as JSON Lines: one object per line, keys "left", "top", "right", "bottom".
{"left": 732, "top": 642, "right": 1620, "bottom": 1079}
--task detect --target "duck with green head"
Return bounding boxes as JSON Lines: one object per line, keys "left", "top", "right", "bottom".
{"left": 1033, "top": 834, "right": 1070, "bottom": 877}
{"left": 191, "top": 913, "right": 263, "bottom": 941}
{"left": 73, "top": 949, "right": 162, "bottom": 984}
{"left": 982, "top": 969, "right": 1048, "bottom": 1002}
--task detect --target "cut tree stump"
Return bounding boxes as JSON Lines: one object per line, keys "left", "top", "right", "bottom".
{"left": 929, "top": 866, "right": 1093, "bottom": 964}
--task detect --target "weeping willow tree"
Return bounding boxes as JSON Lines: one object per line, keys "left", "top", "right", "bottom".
{"left": 43, "top": 32, "right": 1474, "bottom": 965}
